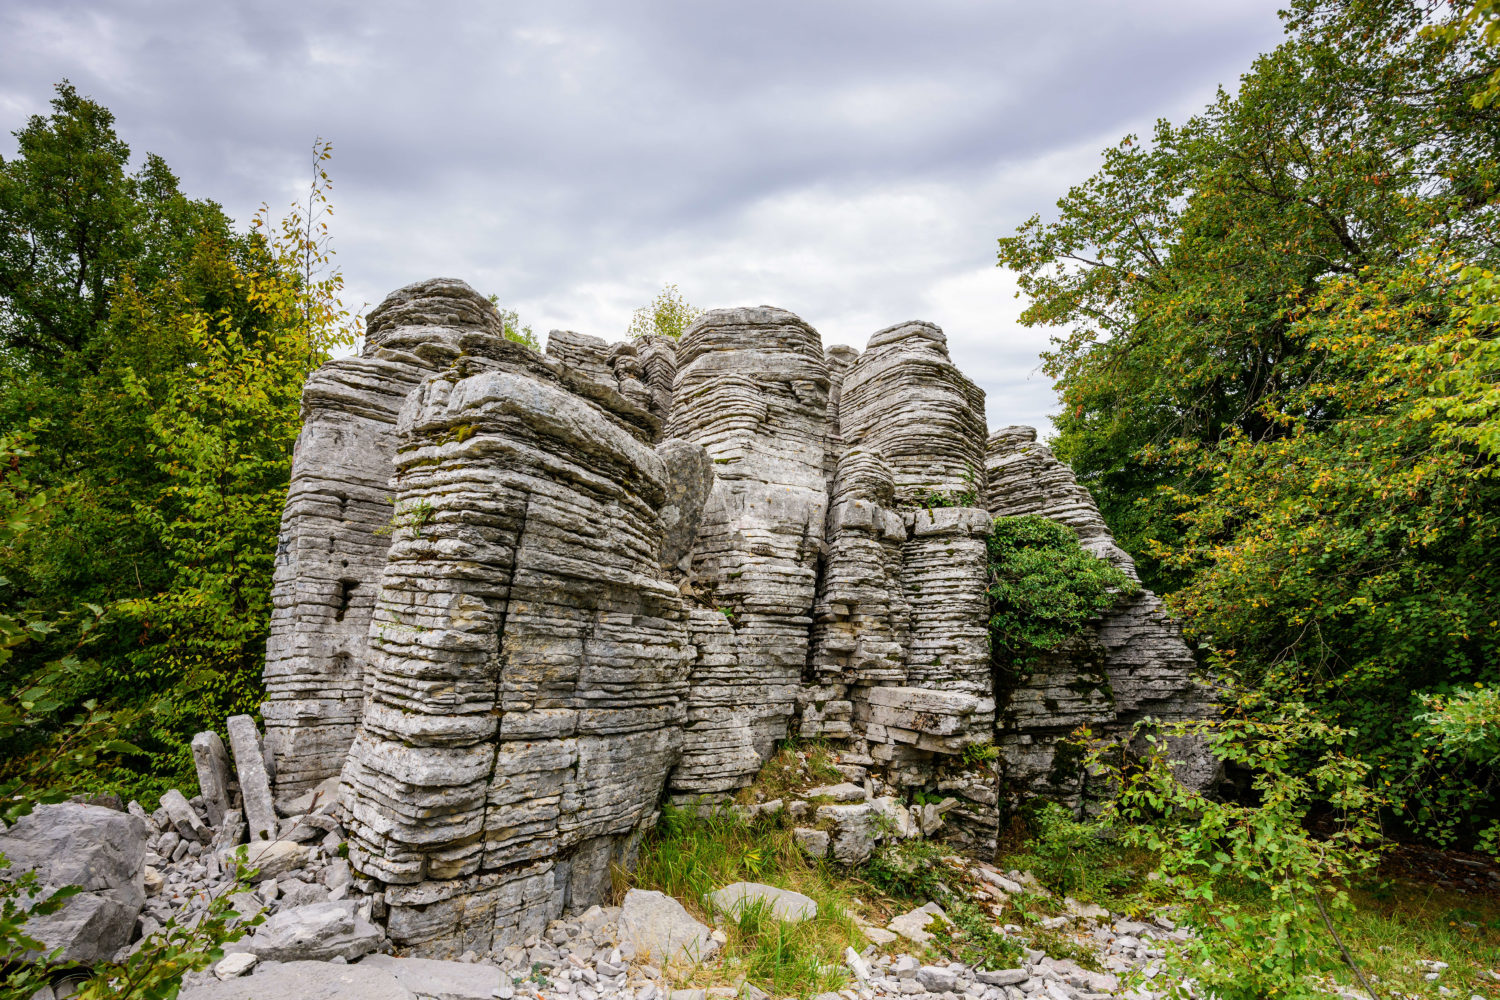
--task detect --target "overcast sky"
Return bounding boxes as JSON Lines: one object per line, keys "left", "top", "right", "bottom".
{"left": 1, "top": 1, "right": 1286, "bottom": 435}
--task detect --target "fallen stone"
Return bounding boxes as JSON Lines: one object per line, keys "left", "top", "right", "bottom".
{"left": 845, "top": 946, "right": 872, "bottom": 982}
{"left": 708, "top": 882, "right": 817, "bottom": 923}
{"left": 861, "top": 925, "right": 898, "bottom": 946}
{"left": 160, "top": 788, "right": 210, "bottom": 844}
{"left": 191, "top": 731, "right": 234, "bottom": 827}
{"left": 888, "top": 902, "right": 948, "bottom": 944}
{"left": 793, "top": 827, "right": 829, "bottom": 858}
{"left": 0, "top": 802, "right": 146, "bottom": 964}
{"left": 181, "top": 960, "right": 412, "bottom": 999}
{"left": 214, "top": 952, "right": 259, "bottom": 979}
{"left": 804, "top": 783, "right": 866, "bottom": 803}
{"left": 360, "top": 953, "right": 505, "bottom": 999}
{"left": 617, "top": 889, "right": 719, "bottom": 967}
{"left": 237, "top": 901, "right": 381, "bottom": 962}
{"left": 232, "top": 840, "right": 308, "bottom": 882}
{"left": 977, "top": 969, "right": 1028, "bottom": 987}
{"left": 226, "top": 715, "right": 278, "bottom": 844}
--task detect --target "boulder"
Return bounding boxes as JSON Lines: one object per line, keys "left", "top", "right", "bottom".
{"left": 231, "top": 840, "right": 309, "bottom": 882}
{"left": 236, "top": 901, "right": 381, "bottom": 962}
{"left": 792, "top": 827, "right": 829, "bottom": 859}
{"left": 0, "top": 803, "right": 146, "bottom": 963}
{"left": 181, "top": 960, "right": 412, "bottom": 1000}
{"left": 708, "top": 882, "right": 817, "bottom": 923}
{"left": 159, "top": 788, "right": 209, "bottom": 844}
{"left": 226, "top": 715, "right": 278, "bottom": 843}
{"left": 191, "top": 731, "right": 234, "bottom": 827}
{"left": 360, "top": 954, "right": 506, "bottom": 999}
{"left": 888, "top": 902, "right": 949, "bottom": 944}
{"left": 617, "top": 888, "right": 719, "bottom": 966}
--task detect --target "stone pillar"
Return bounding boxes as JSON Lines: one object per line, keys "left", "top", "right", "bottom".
{"left": 339, "top": 353, "right": 697, "bottom": 956}
{"left": 665, "top": 307, "right": 830, "bottom": 800}
{"left": 261, "top": 279, "right": 509, "bottom": 799}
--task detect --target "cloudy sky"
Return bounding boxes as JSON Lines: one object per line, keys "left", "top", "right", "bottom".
{"left": 1, "top": 1, "right": 1285, "bottom": 434}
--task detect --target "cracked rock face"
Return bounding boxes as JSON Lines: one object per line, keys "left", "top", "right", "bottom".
{"left": 260, "top": 285, "right": 1215, "bottom": 955}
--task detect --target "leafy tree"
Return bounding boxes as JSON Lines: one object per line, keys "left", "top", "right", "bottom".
{"left": 998, "top": 1, "right": 1500, "bottom": 848}
{"left": 0, "top": 85, "right": 353, "bottom": 801}
{"left": 485, "top": 294, "right": 540, "bottom": 350}
{"left": 985, "top": 515, "right": 1136, "bottom": 676}
{"left": 627, "top": 282, "right": 701, "bottom": 340}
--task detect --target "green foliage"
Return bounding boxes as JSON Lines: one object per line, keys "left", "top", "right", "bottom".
{"left": 1003, "top": 802, "right": 1136, "bottom": 904}
{"left": 998, "top": 1, "right": 1500, "bottom": 849}
{"left": 72, "top": 875, "right": 259, "bottom": 1000}
{"left": 960, "top": 739, "right": 999, "bottom": 767}
{"left": 1086, "top": 712, "right": 1383, "bottom": 1000}
{"left": 985, "top": 515, "right": 1136, "bottom": 672}
{"left": 860, "top": 839, "right": 953, "bottom": 903}
{"left": 485, "top": 296, "right": 540, "bottom": 351}
{"left": 747, "top": 739, "right": 844, "bottom": 801}
{"left": 624, "top": 805, "right": 865, "bottom": 998}
{"left": 627, "top": 283, "right": 701, "bottom": 340}
{"left": 0, "top": 851, "right": 81, "bottom": 998}
{"left": 0, "top": 84, "right": 354, "bottom": 801}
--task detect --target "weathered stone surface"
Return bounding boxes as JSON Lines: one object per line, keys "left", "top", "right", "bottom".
{"left": 360, "top": 953, "right": 506, "bottom": 999}
{"left": 255, "top": 289, "right": 1217, "bottom": 955}
{"left": 655, "top": 437, "right": 715, "bottom": 570}
{"left": 236, "top": 900, "right": 381, "bottom": 961}
{"left": 226, "top": 715, "right": 277, "bottom": 844}
{"left": 233, "top": 840, "right": 311, "bottom": 882}
{"left": 617, "top": 888, "right": 719, "bottom": 966}
{"left": 708, "top": 882, "right": 817, "bottom": 923}
{"left": 264, "top": 279, "right": 518, "bottom": 797}
{"left": 0, "top": 803, "right": 146, "bottom": 964}
{"left": 159, "top": 788, "right": 209, "bottom": 844}
{"left": 667, "top": 307, "right": 829, "bottom": 800}
{"left": 191, "top": 731, "right": 233, "bottom": 827}
{"left": 985, "top": 426, "right": 1218, "bottom": 813}
{"left": 887, "top": 902, "right": 948, "bottom": 944}
{"left": 182, "top": 960, "right": 413, "bottom": 1000}
{"left": 337, "top": 316, "right": 690, "bottom": 955}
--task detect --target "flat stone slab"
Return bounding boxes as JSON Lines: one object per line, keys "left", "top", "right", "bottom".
{"left": 181, "top": 960, "right": 414, "bottom": 1000}
{"left": 360, "top": 953, "right": 506, "bottom": 999}
{"left": 618, "top": 888, "right": 719, "bottom": 967}
{"left": 708, "top": 881, "right": 817, "bottom": 923}
{"left": 888, "top": 901, "right": 949, "bottom": 944}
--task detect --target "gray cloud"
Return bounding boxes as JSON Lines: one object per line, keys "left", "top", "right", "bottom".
{"left": 0, "top": 0, "right": 1286, "bottom": 433}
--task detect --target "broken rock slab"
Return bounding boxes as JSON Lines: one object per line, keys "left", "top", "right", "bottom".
{"left": 226, "top": 715, "right": 278, "bottom": 843}
{"left": 361, "top": 953, "right": 506, "bottom": 1000}
{"left": 708, "top": 882, "right": 817, "bottom": 923}
{"left": 617, "top": 888, "right": 719, "bottom": 967}
{"left": 0, "top": 802, "right": 146, "bottom": 964}
{"left": 181, "top": 960, "right": 413, "bottom": 1000}
{"left": 234, "top": 901, "right": 381, "bottom": 962}
{"left": 159, "top": 788, "right": 210, "bottom": 844}
{"left": 887, "top": 901, "right": 949, "bottom": 945}
{"left": 191, "top": 731, "right": 233, "bottom": 827}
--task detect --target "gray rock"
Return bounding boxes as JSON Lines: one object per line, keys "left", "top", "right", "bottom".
{"left": 238, "top": 901, "right": 381, "bottom": 962}
{"left": 917, "top": 966, "right": 960, "bottom": 992}
{"left": 617, "top": 889, "right": 719, "bottom": 967}
{"left": 214, "top": 952, "right": 259, "bottom": 979}
{"left": 227, "top": 715, "right": 278, "bottom": 844}
{"left": 231, "top": 840, "right": 308, "bottom": 882}
{"left": 159, "top": 789, "right": 209, "bottom": 844}
{"left": 181, "top": 960, "right": 413, "bottom": 999}
{"left": 360, "top": 953, "right": 504, "bottom": 999}
{"left": 655, "top": 437, "right": 714, "bottom": 568}
{"left": 708, "top": 882, "right": 817, "bottom": 923}
{"left": 191, "top": 731, "right": 234, "bottom": 827}
{"left": 792, "top": 827, "right": 829, "bottom": 859}
{"left": 0, "top": 803, "right": 146, "bottom": 964}
{"left": 888, "top": 902, "right": 948, "bottom": 944}
{"left": 977, "top": 970, "right": 1028, "bottom": 987}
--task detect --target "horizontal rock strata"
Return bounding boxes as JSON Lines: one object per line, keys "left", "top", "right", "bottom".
{"left": 258, "top": 286, "right": 1216, "bottom": 954}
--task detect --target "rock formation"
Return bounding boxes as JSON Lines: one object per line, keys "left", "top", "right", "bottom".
{"left": 255, "top": 278, "right": 1214, "bottom": 956}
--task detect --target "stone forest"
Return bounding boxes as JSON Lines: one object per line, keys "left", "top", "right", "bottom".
{"left": 241, "top": 277, "right": 1213, "bottom": 956}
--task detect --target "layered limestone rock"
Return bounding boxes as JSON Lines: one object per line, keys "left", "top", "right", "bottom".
{"left": 262, "top": 286, "right": 1216, "bottom": 955}
{"left": 984, "top": 426, "right": 1217, "bottom": 809}
{"left": 263, "top": 279, "right": 514, "bottom": 797}
{"left": 665, "top": 307, "right": 830, "bottom": 799}
{"left": 339, "top": 321, "right": 700, "bottom": 955}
